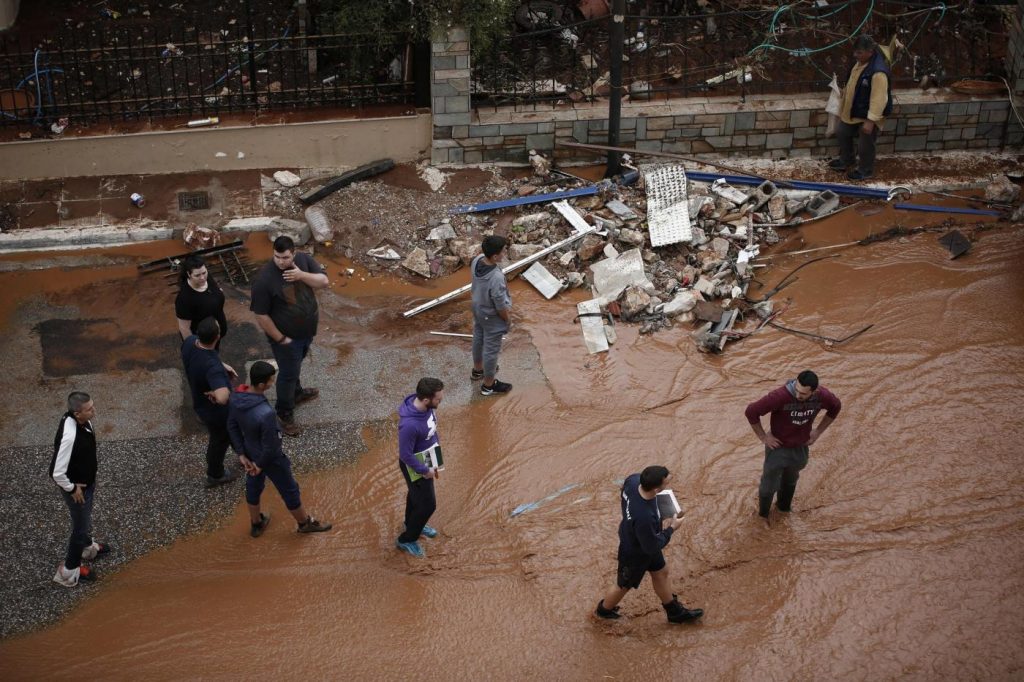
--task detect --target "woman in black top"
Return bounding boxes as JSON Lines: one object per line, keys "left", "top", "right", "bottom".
{"left": 175, "top": 255, "right": 228, "bottom": 344}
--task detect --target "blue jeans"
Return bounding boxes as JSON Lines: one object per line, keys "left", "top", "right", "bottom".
{"left": 245, "top": 455, "right": 303, "bottom": 510}
{"left": 269, "top": 337, "right": 312, "bottom": 418}
{"left": 60, "top": 484, "right": 95, "bottom": 570}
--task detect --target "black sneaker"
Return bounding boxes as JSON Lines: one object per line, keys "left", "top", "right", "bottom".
{"left": 595, "top": 599, "right": 621, "bottom": 619}
{"left": 664, "top": 595, "right": 703, "bottom": 623}
{"left": 828, "top": 159, "right": 849, "bottom": 171}
{"left": 297, "top": 517, "right": 332, "bottom": 533}
{"left": 481, "top": 379, "right": 513, "bottom": 396}
{"left": 205, "top": 469, "right": 239, "bottom": 488}
{"left": 250, "top": 513, "right": 271, "bottom": 538}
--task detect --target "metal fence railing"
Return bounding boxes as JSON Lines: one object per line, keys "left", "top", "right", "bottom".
{"left": 472, "top": 0, "right": 1009, "bottom": 107}
{"left": 0, "top": 14, "right": 419, "bottom": 128}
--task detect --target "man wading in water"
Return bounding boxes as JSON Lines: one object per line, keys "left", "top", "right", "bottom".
{"left": 745, "top": 370, "right": 842, "bottom": 521}
{"left": 595, "top": 466, "right": 704, "bottom": 624}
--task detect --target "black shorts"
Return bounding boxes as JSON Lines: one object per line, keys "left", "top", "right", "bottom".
{"left": 616, "top": 550, "right": 666, "bottom": 589}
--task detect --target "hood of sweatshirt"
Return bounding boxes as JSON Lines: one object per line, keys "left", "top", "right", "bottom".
{"left": 398, "top": 394, "right": 431, "bottom": 422}
{"left": 230, "top": 390, "right": 270, "bottom": 413}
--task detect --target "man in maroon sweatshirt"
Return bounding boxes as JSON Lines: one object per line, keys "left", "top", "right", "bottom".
{"left": 745, "top": 370, "right": 841, "bottom": 519}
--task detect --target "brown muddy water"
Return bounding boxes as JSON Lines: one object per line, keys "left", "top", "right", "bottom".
{"left": 2, "top": 212, "right": 1023, "bottom": 680}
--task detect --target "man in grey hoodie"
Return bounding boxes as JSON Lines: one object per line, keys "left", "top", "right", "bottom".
{"left": 471, "top": 235, "right": 512, "bottom": 396}
{"left": 227, "top": 361, "right": 332, "bottom": 537}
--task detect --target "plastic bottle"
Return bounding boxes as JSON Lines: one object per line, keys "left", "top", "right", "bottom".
{"left": 304, "top": 205, "right": 334, "bottom": 244}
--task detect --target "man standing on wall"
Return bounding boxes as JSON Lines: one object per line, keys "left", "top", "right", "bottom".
{"left": 594, "top": 465, "right": 704, "bottom": 624}
{"left": 251, "top": 235, "right": 330, "bottom": 437}
{"left": 830, "top": 34, "right": 893, "bottom": 181}
{"left": 745, "top": 370, "right": 842, "bottom": 520}
{"left": 471, "top": 235, "right": 512, "bottom": 396}
{"left": 395, "top": 377, "right": 444, "bottom": 558}
{"left": 181, "top": 316, "right": 237, "bottom": 488}
{"left": 50, "top": 392, "right": 112, "bottom": 587}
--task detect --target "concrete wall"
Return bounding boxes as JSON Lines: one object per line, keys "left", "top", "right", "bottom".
{"left": 0, "top": 0, "right": 19, "bottom": 30}
{"left": 0, "top": 113, "right": 431, "bottom": 181}
{"left": 449, "top": 91, "right": 1023, "bottom": 165}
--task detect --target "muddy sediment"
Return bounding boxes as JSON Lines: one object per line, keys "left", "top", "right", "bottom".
{"left": 0, "top": 210, "right": 1022, "bottom": 678}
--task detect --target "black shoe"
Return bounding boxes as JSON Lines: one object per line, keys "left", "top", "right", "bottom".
{"left": 250, "top": 513, "right": 271, "bottom": 538}
{"left": 828, "top": 159, "right": 850, "bottom": 171}
{"left": 595, "top": 599, "right": 621, "bottom": 619}
{"left": 664, "top": 595, "right": 703, "bottom": 623}
{"left": 294, "top": 388, "right": 319, "bottom": 405}
{"left": 278, "top": 416, "right": 301, "bottom": 437}
{"left": 481, "top": 379, "right": 513, "bottom": 396}
{"left": 471, "top": 365, "right": 498, "bottom": 381}
{"left": 758, "top": 494, "right": 773, "bottom": 518}
{"left": 205, "top": 469, "right": 239, "bottom": 488}
{"left": 847, "top": 169, "right": 873, "bottom": 181}
{"left": 776, "top": 483, "right": 796, "bottom": 512}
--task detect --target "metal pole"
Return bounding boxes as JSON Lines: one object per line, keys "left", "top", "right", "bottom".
{"left": 245, "top": 0, "right": 259, "bottom": 106}
{"left": 605, "top": 0, "right": 625, "bottom": 177}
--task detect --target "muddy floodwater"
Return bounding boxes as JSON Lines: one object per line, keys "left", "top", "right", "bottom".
{"left": 1, "top": 213, "right": 1023, "bottom": 680}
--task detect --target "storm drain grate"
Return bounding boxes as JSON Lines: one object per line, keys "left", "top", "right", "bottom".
{"left": 177, "top": 191, "right": 210, "bottom": 211}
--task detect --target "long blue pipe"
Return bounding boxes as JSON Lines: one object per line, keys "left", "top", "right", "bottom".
{"left": 684, "top": 170, "right": 893, "bottom": 199}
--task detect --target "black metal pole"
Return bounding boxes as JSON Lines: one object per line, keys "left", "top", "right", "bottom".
{"left": 606, "top": 0, "right": 625, "bottom": 177}
{"left": 245, "top": 0, "right": 259, "bottom": 106}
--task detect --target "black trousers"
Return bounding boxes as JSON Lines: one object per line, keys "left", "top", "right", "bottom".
{"left": 203, "top": 416, "right": 231, "bottom": 478}
{"left": 398, "top": 465, "right": 436, "bottom": 543}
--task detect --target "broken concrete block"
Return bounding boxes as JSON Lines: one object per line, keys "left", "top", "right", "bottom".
{"left": 693, "top": 277, "right": 716, "bottom": 297}
{"left": 688, "top": 195, "right": 714, "bottom": 220}
{"left": 565, "top": 272, "right": 586, "bottom": 288}
{"left": 576, "top": 234, "right": 605, "bottom": 261}
{"left": 689, "top": 226, "right": 708, "bottom": 247}
{"left": 402, "top": 248, "right": 432, "bottom": 278}
{"left": 441, "top": 255, "right": 462, "bottom": 272}
{"left": 273, "top": 170, "right": 301, "bottom": 187}
{"left": 606, "top": 199, "right": 639, "bottom": 220}
{"left": 746, "top": 180, "right": 778, "bottom": 211}
{"left": 512, "top": 212, "right": 552, "bottom": 229}
{"left": 619, "top": 285, "right": 652, "bottom": 319}
{"left": 518, "top": 184, "right": 538, "bottom": 196}
{"left": 710, "top": 237, "right": 730, "bottom": 258}
{"left": 641, "top": 249, "right": 659, "bottom": 264}
{"left": 710, "top": 178, "right": 749, "bottom": 205}
{"left": 985, "top": 174, "right": 1020, "bottom": 203}
{"left": 268, "top": 218, "right": 311, "bottom": 245}
{"left": 603, "top": 243, "right": 620, "bottom": 259}
{"left": 559, "top": 250, "right": 576, "bottom": 267}
{"left": 805, "top": 190, "right": 840, "bottom": 218}
{"left": 427, "top": 224, "right": 457, "bottom": 241}
{"left": 617, "top": 227, "right": 646, "bottom": 247}
{"left": 449, "top": 238, "right": 482, "bottom": 265}
{"left": 786, "top": 199, "right": 808, "bottom": 215}
{"left": 368, "top": 246, "right": 401, "bottom": 260}
{"left": 767, "top": 194, "right": 787, "bottom": 221}
{"left": 661, "top": 290, "right": 700, "bottom": 317}
{"left": 509, "top": 244, "right": 546, "bottom": 261}
{"left": 762, "top": 227, "right": 780, "bottom": 244}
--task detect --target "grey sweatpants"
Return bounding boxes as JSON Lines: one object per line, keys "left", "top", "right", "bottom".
{"left": 836, "top": 120, "right": 879, "bottom": 175}
{"left": 758, "top": 445, "right": 809, "bottom": 496}
{"left": 472, "top": 311, "right": 507, "bottom": 379}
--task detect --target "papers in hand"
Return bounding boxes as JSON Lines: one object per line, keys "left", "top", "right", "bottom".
{"left": 408, "top": 444, "right": 444, "bottom": 483}
{"left": 657, "top": 489, "right": 683, "bottom": 519}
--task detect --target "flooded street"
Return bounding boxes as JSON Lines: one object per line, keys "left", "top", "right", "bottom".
{"left": 1, "top": 213, "right": 1023, "bottom": 680}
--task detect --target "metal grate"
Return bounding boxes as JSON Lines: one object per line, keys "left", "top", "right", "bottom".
{"left": 178, "top": 191, "right": 211, "bottom": 211}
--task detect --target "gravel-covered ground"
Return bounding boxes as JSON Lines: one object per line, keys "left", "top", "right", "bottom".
{"left": 0, "top": 422, "right": 366, "bottom": 639}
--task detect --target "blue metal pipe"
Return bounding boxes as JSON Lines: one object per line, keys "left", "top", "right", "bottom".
{"left": 894, "top": 203, "right": 1002, "bottom": 217}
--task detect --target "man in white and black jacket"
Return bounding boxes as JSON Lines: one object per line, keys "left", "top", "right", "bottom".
{"left": 49, "top": 391, "right": 111, "bottom": 587}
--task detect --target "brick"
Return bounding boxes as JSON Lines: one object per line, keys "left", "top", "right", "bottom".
{"left": 722, "top": 114, "right": 736, "bottom": 136}
{"left": 895, "top": 135, "right": 928, "bottom": 151}
{"left": 981, "top": 100, "right": 1007, "bottom": 110}
{"left": 790, "top": 148, "right": 812, "bottom": 158}
{"left": 679, "top": 128, "right": 702, "bottom": 138}
{"left": 731, "top": 135, "right": 747, "bottom": 146}
{"left": 635, "top": 118, "right": 647, "bottom": 138}
{"left": 434, "top": 69, "right": 471, "bottom": 80}
{"left": 469, "top": 124, "right": 501, "bottom": 137}
{"left": 673, "top": 115, "right": 695, "bottom": 125}
{"left": 693, "top": 114, "right": 726, "bottom": 124}
{"left": 961, "top": 127, "right": 977, "bottom": 140}
{"left": 966, "top": 102, "right": 981, "bottom": 115}
{"left": 663, "top": 141, "right": 692, "bottom": 153}
{"left": 483, "top": 136, "right": 504, "bottom": 145}
{"left": 948, "top": 115, "right": 973, "bottom": 125}
{"left": 433, "top": 97, "right": 446, "bottom": 114}
{"left": 701, "top": 127, "right": 720, "bottom": 136}
{"left": 706, "top": 135, "right": 731, "bottom": 148}
{"left": 572, "top": 121, "right": 589, "bottom": 141}
{"left": 588, "top": 119, "right": 609, "bottom": 131}
{"left": 765, "top": 132, "right": 793, "bottom": 149}
{"left": 735, "top": 111, "right": 756, "bottom": 131}
{"left": 448, "top": 146, "right": 464, "bottom": 164}
{"left": 455, "top": 55, "right": 470, "bottom": 70}
{"left": 789, "top": 110, "right": 810, "bottom": 127}
{"left": 925, "top": 141, "right": 944, "bottom": 151}
{"left": 793, "top": 139, "right": 815, "bottom": 149}
{"left": 927, "top": 129, "right": 945, "bottom": 141}
{"left": 985, "top": 110, "right": 1009, "bottom": 123}
{"left": 755, "top": 120, "right": 791, "bottom": 130}
{"left": 746, "top": 133, "right": 766, "bottom": 146}
{"left": 464, "top": 150, "right": 483, "bottom": 164}
{"left": 433, "top": 126, "right": 452, "bottom": 139}
{"left": 636, "top": 140, "right": 664, "bottom": 152}
{"left": 646, "top": 129, "right": 666, "bottom": 140}
{"left": 756, "top": 111, "right": 788, "bottom": 123}
{"left": 947, "top": 103, "right": 969, "bottom": 116}
{"left": 793, "top": 127, "right": 816, "bottom": 140}
{"left": 932, "top": 112, "right": 948, "bottom": 126}
{"left": 499, "top": 123, "right": 540, "bottom": 135}
{"left": 906, "top": 117, "right": 933, "bottom": 128}
{"left": 432, "top": 56, "right": 456, "bottom": 70}
{"left": 431, "top": 82, "right": 458, "bottom": 97}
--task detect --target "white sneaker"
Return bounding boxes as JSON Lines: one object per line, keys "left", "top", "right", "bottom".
{"left": 81, "top": 542, "right": 99, "bottom": 560}
{"left": 52, "top": 564, "right": 79, "bottom": 588}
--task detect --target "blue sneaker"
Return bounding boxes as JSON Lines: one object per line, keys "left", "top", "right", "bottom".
{"left": 421, "top": 525, "right": 439, "bottom": 539}
{"left": 395, "top": 539, "right": 425, "bottom": 558}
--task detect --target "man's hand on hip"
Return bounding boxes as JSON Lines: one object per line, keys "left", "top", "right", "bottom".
{"left": 762, "top": 433, "right": 783, "bottom": 449}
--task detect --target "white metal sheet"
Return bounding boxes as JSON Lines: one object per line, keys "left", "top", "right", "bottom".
{"left": 577, "top": 299, "right": 609, "bottom": 354}
{"left": 643, "top": 165, "right": 692, "bottom": 247}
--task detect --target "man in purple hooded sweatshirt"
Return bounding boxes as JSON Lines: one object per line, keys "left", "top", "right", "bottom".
{"left": 395, "top": 377, "right": 444, "bottom": 558}
{"left": 745, "top": 370, "right": 842, "bottom": 519}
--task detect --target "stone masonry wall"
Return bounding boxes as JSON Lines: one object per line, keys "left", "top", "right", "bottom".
{"left": 431, "top": 27, "right": 471, "bottom": 165}
{"left": 448, "top": 92, "right": 1023, "bottom": 166}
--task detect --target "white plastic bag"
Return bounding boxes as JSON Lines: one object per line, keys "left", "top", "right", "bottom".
{"left": 825, "top": 74, "right": 843, "bottom": 137}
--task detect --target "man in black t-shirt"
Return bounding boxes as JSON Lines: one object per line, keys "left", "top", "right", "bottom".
{"left": 181, "top": 317, "right": 237, "bottom": 487}
{"left": 250, "top": 235, "right": 330, "bottom": 437}
{"left": 594, "top": 466, "right": 704, "bottom": 624}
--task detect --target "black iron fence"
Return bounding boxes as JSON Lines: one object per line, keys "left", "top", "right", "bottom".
{"left": 473, "top": 1, "right": 1009, "bottom": 107}
{"left": 0, "top": 14, "right": 420, "bottom": 128}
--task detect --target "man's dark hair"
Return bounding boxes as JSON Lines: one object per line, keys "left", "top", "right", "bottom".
{"left": 178, "top": 254, "right": 215, "bottom": 289}
{"left": 481, "top": 235, "right": 508, "bottom": 258}
{"left": 853, "top": 34, "right": 876, "bottom": 52}
{"left": 196, "top": 316, "right": 221, "bottom": 345}
{"left": 67, "top": 391, "right": 91, "bottom": 414}
{"left": 797, "top": 370, "right": 819, "bottom": 390}
{"left": 250, "top": 361, "right": 277, "bottom": 387}
{"left": 639, "top": 465, "right": 670, "bottom": 491}
{"left": 416, "top": 377, "right": 444, "bottom": 400}
{"left": 273, "top": 235, "right": 295, "bottom": 253}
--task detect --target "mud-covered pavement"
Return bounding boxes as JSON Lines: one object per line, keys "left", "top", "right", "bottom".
{"left": 0, "top": 207, "right": 1023, "bottom": 679}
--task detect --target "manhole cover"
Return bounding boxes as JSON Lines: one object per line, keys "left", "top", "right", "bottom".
{"left": 178, "top": 191, "right": 210, "bottom": 211}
